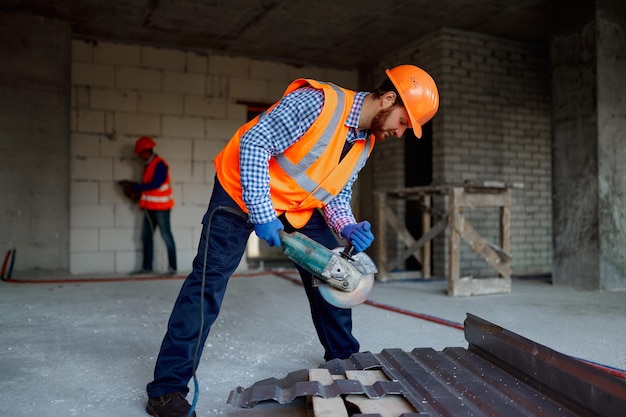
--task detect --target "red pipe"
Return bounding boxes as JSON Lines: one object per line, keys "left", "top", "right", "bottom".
{"left": 271, "top": 270, "right": 464, "bottom": 330}
{"left": 0, "top": 269, "right": 270, "bottom": 284}
{"left": 363, "top": 298, "right": 464, "bottom": 330}
{"left": 270, "top": 270, "right": 626, "bottom": 379}
{"left": 3, "top": 268, "right": 625, "bottom": 380}
{"left": 0, "top": 249, "right": 11, "bottom": 280}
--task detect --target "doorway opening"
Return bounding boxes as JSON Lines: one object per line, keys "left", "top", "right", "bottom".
{"left": 403, "top": 122, "right": 432, "bottom": 271}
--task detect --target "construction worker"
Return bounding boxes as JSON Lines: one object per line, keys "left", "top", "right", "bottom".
{"left": 130, "top": 136, "right": 177, "bottom": 276}
{"left": 145, "top": 65, "right": 439, "bottom": 417}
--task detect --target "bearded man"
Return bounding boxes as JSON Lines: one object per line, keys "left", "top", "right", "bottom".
{"left": 145, "top": 65, "right": 439, "bottom": 417}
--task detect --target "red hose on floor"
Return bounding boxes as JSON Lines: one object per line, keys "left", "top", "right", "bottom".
{"left": 270, "top": 270, "right": 626, "bottom": 380}
{"left": 0, "top": 270, "right": 270, "bottom": 284}
{"left": 271, "top": 270, "right": 465, "bottom": 329}
{"left": 2, "top": 268, "right": 624, "bottom": 379}
{"left": 363, "top": 298, "right": 464, "bottom": 330}
{"left": 0, "top": 249, "right": 11, "bottom": 280}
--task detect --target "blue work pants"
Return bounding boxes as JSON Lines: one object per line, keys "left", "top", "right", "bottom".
{"left": 146, "top": 178, "right": 359, "bottom": 398}
{"left": 142, "top": 209, "right": 177, "bottom": 271}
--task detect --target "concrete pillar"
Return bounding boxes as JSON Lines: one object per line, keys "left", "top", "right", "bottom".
{"left": 596, "top": 0, "right": 626, "bottom": 289}
{"left": 552, "top": 0, "right": 626, "bottom": 290}
{"left": 0, "top": 13, "right": 71, "bottom": 274}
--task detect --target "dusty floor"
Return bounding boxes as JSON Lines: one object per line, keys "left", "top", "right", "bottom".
{"left": 1, "top": 270, "right": 625, "bottom": 417}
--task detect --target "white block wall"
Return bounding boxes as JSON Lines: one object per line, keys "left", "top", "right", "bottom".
{"left": 69, "top": 40, "right": 357, "bottom": 275}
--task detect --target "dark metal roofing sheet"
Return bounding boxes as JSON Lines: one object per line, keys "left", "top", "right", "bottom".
{"left": 228, "top": 314, "right": 626, "bottom": 416}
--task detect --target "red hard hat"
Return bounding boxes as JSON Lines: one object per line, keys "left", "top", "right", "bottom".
{"left": 385, "top": 65, "right": 439, "bottom": 138}
{"left": 134, "top": 136, "right": 156, "bottom": 154}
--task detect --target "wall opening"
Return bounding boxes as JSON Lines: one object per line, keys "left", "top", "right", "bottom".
{"left": 403, "top": 122, "right": 432, "bottom": 271}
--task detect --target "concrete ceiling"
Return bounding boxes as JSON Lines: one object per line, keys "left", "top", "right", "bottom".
{"left": 1, "top": 0, "right": 553, "bottom": 69}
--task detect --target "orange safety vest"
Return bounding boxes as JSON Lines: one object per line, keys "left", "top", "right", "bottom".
{"left": 140, "top": 155, "right": 175, "bottom": 210}
{"left": 214, "top": 79, "right": 375, "bottom": 228}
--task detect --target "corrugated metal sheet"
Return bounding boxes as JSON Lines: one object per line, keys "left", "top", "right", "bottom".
{"left": 228, "top": 314, "right": 626, "bottom": 416}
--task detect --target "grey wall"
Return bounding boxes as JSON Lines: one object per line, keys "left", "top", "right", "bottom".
{"left": 0, "top": 13, "right": 71, "bottom": 273}
{"left": 597, "top": 0, "right": 626, "bottom": 290}
{"left": 552, "top": 0, "right": 626, "bottom": 290}
{"left": 67, "top": 40, "right": 357, "bottom": 275}
{"left": 2, "top": 1, "right": 624, "bottom": 290}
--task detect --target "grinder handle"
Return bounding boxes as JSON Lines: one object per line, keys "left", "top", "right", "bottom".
{"left": 279, "top": 229, "right": 355, "bottom": 259}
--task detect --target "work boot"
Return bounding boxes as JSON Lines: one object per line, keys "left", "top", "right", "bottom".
{"left": 161, "top": 268, "right": 177, "bottom": 277}
{"left": 131, "top": 269, "right": 153, "bottom": 276}
{"left": 145, "top": 392, "right": 196, "bottom": 417}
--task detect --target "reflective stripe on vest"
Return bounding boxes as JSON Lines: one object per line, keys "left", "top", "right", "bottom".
{"left": 140, "top": 155, "right": 174, "bottom": 210}
{"left": 273, "top": 82, "right": 372, "bottom": 204}
{"left": 213, "top": 78, "right": 374, "bottom": 227}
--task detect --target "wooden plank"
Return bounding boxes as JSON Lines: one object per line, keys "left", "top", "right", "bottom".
{"left": 500, "top": 191, "right": 511, "bottom": 255}
{"left": 486, "top": 240, "right": 511, "bottom": 262}
{"left": 455, "top": 213, "right": 512, "bottom": 278}
{"left": 308, "top": 369, "right": 348, "bottom": 417}
{"left": 375, "top": 192, "right": 388, "bottom": 279}
{"left": 345, "top": 396, "right": 415, "bottom": 417}
{"left": 448, "top": 188, "right": 462, "bottom": 295}
{"left": 386, "top": 185, "right": 450, "bottom": 197}
{"left": 459, "top": 193, "right": 508, "bottom": 208}
{"left": 345, "top": 370, "right": 388, "bottom": 381}
{"left": 463, "top": 180, "right": 524, "bottom": 189}
{"left": 448, "top": 187, "right": 513, "bottom": 296}
{"left": 344, "top": 370, "right": 415, "bottom": 417}
{"left": 383, "top": 204, "right": 422, "bottom": 264}
{"left": 385, "top": 216, "right": 448, "bottom": 272}
{"left": 378, "top": 193, "right": 440, "bottom": 280}
{"left": 422, "top": 195, "right": 431, "bottom": 278}
{"left": 448, "top": 276, "right": 511, "bottom": 297}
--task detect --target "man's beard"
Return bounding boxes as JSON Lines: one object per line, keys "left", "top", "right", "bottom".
{"left": 370, "top": 106, "right": 398, "bottom": 141}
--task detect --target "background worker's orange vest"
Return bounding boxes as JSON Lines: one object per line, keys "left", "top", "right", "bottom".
{"left": 140, "top": 155, "right": 174, "bottom": 210}
{"left": 214, "top": 79, "right": 374, "bottom": 228}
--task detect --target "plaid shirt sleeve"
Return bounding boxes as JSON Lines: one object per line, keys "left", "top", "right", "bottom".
{"left": 322, "top": 176, "right": 359, "bottom": 236}
{"left": 240, "top": 87, "right": 323, "bottom": 225}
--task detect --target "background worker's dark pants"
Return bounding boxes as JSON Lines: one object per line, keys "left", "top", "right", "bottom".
{"left": 142, "top": 209, "right": 177, "bottom": 271}
{"left": 146, "top": 178, "right": 359, "bottom": 398}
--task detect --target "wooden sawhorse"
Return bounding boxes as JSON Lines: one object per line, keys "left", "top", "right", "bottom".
{"left": 374, "top": 181, "right": 522, "bottom": 296}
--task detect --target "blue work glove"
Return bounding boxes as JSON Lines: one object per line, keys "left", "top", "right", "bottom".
{"left": 341, "top": 221, "right": 374, "bottom": 253}
{"left": 254, "top": 218, "right": 284, "bottom": 247}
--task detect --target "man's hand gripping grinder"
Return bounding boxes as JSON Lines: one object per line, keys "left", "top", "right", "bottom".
{"left": 279, "top": 230, "right": 377, "bottom": 308}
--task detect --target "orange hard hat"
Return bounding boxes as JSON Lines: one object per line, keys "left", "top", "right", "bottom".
{"left": 134, "top": 136, "right": 156, "bottom": 154}
{"left": 385, "top": 65, "right": 439, "bottom": 138}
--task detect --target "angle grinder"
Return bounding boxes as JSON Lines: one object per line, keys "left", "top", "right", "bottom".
{"left": 279, "top": 230, "right": 377, "bottom": 308}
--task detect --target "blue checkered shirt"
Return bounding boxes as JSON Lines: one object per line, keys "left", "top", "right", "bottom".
{"left": 240, "top": 86, "right": 370, "bottom": 235}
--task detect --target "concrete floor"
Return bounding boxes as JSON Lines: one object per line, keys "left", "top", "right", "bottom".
{"left": 1, "top": 270, "right": 625, "bottom": 417}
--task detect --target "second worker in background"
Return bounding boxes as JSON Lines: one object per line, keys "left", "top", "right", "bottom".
{"left": 130, "top": 136, "right": 177, "bottom": 276}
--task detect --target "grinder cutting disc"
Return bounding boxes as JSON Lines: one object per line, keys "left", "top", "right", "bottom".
{"left": 318, "top": 272, "right": 374, "bottom": 308}
{"left": 317, "top": 248, "right": 377, "bottom": 309}
{"left": 278, "top": 231, "right": 377, "bottom": 309}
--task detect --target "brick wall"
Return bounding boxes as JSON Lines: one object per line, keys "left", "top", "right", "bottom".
{"left": 363, "top": 29, "right": 552, "bottom": 278}
{"left": 69, "top": 40, "right": 357, "bottom": 275}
